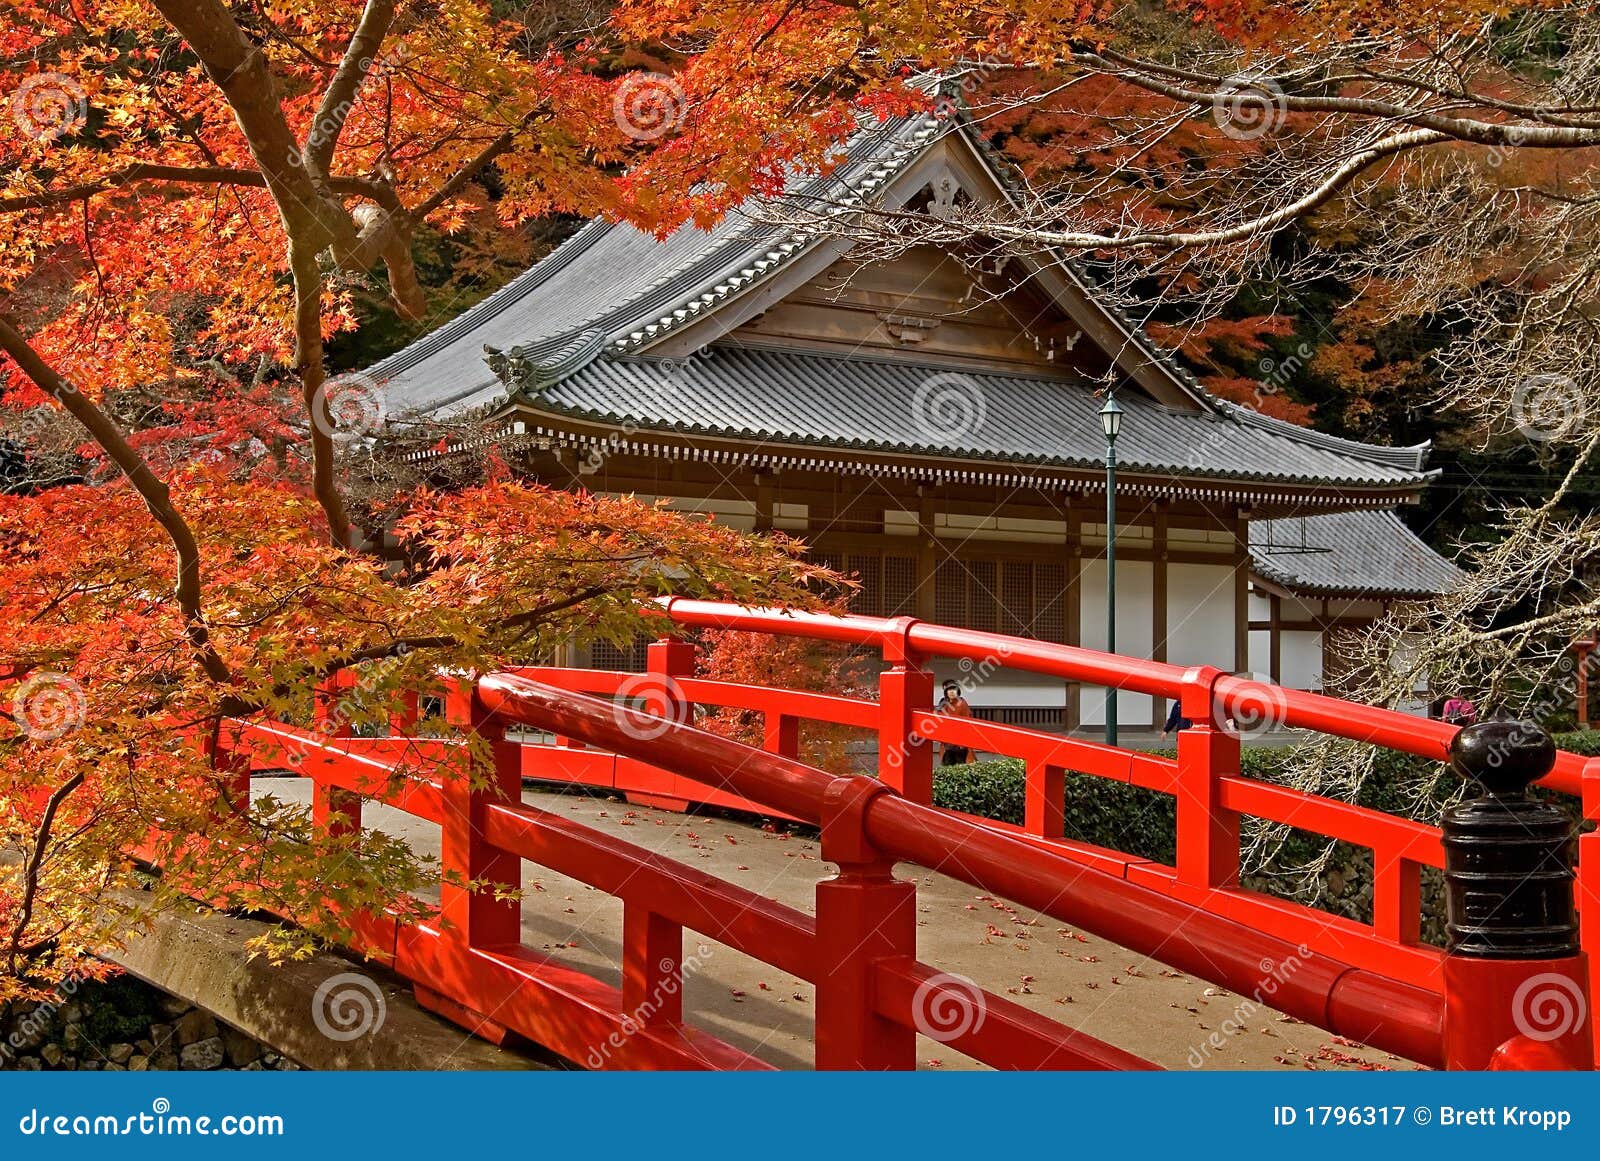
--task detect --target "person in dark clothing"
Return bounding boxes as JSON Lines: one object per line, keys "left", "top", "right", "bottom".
{"left": 937, "top": 681, "right": 972, "bottom": 766}
{"left": 1159, "top": 700, "right": 1191, "bottom": 741}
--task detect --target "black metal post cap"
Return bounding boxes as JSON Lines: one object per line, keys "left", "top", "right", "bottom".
{"left": 1443, "top": 719, "right": 1575, "bottom": 959}
{"left": 1448, "top": 719, "right": 1556, "bottom": 797}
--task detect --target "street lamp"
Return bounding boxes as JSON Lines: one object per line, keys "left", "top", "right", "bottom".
{"left": 1099, "top": 395, "right": 1123, "bottom": 747}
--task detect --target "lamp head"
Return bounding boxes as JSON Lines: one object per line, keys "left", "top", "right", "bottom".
{"left": 1099, "top": 395, "right": 1123, "bottom": 441}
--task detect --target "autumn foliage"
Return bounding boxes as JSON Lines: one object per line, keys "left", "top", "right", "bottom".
{"left": 0, "top": 0, "right": 1580, "bottom": 999}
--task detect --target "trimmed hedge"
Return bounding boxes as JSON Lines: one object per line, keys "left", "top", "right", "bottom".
{"left": 1553, "top": 729, "right": 1600, "bottom": 757}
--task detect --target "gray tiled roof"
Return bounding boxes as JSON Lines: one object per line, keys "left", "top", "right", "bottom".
{"left": 1249, "top": 509, "right": 1462, "bottom": 596}
{"left": 364, "top": 100, "right": 1434, "bottom": 499}
{"left": 529, "top": 347, "right": 1433, "bottom": 491}
{"left": 370, "top": 112, "right": 946, "bottom": 418}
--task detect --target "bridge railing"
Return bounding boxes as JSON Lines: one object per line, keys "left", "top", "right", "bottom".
{"left": 494, "top": 600, "right": 1600, "bottom": 1052}
{"left": 224, "top": 601, "right": 1595, "bottom": 1069}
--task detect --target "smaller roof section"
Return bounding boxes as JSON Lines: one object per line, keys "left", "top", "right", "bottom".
{"left": 1249, "top": 509, "right": 1462, "bottom": 598}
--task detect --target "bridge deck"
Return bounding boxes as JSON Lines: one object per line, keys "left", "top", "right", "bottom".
{"left": 254, "top": 774, "right": 1408, "bottom": 1072}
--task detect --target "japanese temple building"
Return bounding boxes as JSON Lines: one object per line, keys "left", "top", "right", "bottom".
{"left": 371, "top": 106, "right": 1460, "bottom": 729}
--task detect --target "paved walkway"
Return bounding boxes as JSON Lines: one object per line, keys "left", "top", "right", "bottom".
{"left": 257, "top": 775, "right": 1411, "bottom": 1071}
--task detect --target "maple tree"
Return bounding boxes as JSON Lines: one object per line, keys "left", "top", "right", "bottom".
{"left": 0, "top": 0, "right": 1141, "bottom": 999}
{"left": 694, "top": 628, "right": 872, "bottom": 774}
{"left": 2, "top": 0, "right": 1591, "bottom": 1000}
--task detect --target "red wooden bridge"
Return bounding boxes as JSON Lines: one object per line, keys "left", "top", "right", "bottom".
{"left": 226, "top": 599, "right": 1600, "bottom": 1071}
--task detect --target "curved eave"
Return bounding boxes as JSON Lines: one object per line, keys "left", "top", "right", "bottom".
{"left": 496, "top": 399, "right": 1436, "bottom": 502}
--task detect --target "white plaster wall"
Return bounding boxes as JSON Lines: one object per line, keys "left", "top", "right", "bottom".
{"left": 1280, "top": 630, "right": 1323, "bottom": 691}
{"left": 1248, "top": 628, "right": 1273, "bottom": 679}
{"left": 1078, "top": 558, "right": 1154, "bottom": 725}
{"left": 1166, "top": 562, "right": 1236, "bottom": 671}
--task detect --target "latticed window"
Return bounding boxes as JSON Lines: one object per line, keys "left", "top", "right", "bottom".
{"left": 813, "top": 551, "right": 918, "bottom": 617}
{"left": 590, "top": 637, "right": 649, "bottom": 672}
{"left": 932, "top": 557, "right": 1069, "bottom": 643}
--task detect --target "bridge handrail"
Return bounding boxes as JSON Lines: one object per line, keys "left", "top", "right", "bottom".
{"left": 653, "top": 599, "right": 1591, "bottom": 794}
{"left": 477, "top": 672, "right": 1445, "bottom": 1066}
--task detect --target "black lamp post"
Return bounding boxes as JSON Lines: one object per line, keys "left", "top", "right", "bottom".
{"left": 1099, "top": 396, "right": 1123, "bottom": 747}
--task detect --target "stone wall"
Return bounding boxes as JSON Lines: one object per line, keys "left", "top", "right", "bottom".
{"left": 1, "top": 975, "right": 302, "bottom": 1072}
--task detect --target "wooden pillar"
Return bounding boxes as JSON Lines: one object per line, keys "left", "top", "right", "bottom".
{"left": 1064, "top": 493, "right": 1084, "bottom": 731}
{"left": 1232, "top": 507, "right": 1251, "bottom": 675}
{"left": 1268, "top": 593, "right": 1282, "bottom": 686}
{"left": 1151, "top": 501, "right": 1169, "bottom": 728}
{"left": 915, "top": 487, "right": 937, "bottom": 621}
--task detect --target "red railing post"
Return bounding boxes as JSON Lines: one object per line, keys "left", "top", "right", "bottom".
{"left": 622, "top": 902, "right": 684, "bottom": 1030}
{"left": 1442, "top": 722, "right": 1592, "bottom": 1069}
{"left": 388, "top": 688, "right": 421, "bottom": 736}
{"left": 440, "top": 679, "right": 522, "bottom": 948}
{"left": 1175, "top": 666, "right": 1240, "bottom": 889}
{"left": 646, "top": 636, "right": 696, "bottom": 709}
{"left": 878, "top": 618, "right": 934, "bottom": 804}
{"left": 814, "top": 777, "right": 916, "bottom": 1070}
{"left": 204, "top": 723, "right": 252, "bottom": 824}
{"left": 764, "top": 712, "right": 799, "bottom": 759}
{"left": 1581, "top": 759, "right": 1600, "bottom": 1058}
{"left": 1372, "top": 854, "right": 1422, "bottom": 945}
{"left": 311, "top": 669, "right": 362, "bottom": 838}
{"left": 1025, "top": 760, "right": 1067, "bottom": 838}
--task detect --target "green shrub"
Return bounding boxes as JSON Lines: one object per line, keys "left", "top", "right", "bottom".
{"left": 933, "top": 758, "right": 1178, "bottom": 864}
{"left": 1554, "top": 729, "right": 1600, "bottom": 757}
{"left": 932, "top": 744, "right": 1462, "bottom": 942}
